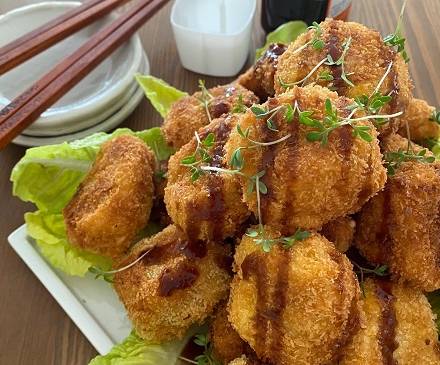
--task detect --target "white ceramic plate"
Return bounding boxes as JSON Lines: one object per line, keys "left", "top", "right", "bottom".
{"left": 8, "top": 225, "right": 131, "bottom": 355}
{"left": 0, "top": 1, "right": 143, "bottom": 133}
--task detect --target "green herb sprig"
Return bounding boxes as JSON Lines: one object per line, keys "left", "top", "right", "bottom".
{"left": 352, "top": 261, "right": 389, "bottom": 298}
{"left": 384, "top": 0, "right": 409, "bottom": 63}
{"left": 198, "top": 80, "right": 213, "bottom": 122}
{"left": 309, "top": 21, "right": 325, "bottom": 50}
{"left": 384, "top": 148, "right": 435, "bottom": 175}
{"left": 324, "top": 37, "right": 354, "bottom": 87}
{"left": 181, "top": 132, "right": 215, "bottom": 181}
{"left": 231, "top": 94, "right": 247, "bottom": 114}
{"left": 430, "top": 109, "right": 440, "bottom": 125}
{"left": 246, "top": 227, "right": 310, "bottom": 252}
{"left": 251, "top": 103, "right": 294, "bottom": 131}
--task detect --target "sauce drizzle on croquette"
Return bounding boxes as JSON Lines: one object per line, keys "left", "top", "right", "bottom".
{"left": 327, "top": 23, "right": 346, "bottom": 91}
{"left": 375, "top": 280, "right": 398, "bottom": 365}
{"left": 376, "top": 186, "right": 393, "bottom": 263}
{"left": 158, "top": 263, "right": 199, "bottom": 297}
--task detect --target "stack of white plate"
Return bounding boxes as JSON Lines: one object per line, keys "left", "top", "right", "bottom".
{"left": 0, "top": 2, "right": 148, "bottom": 147}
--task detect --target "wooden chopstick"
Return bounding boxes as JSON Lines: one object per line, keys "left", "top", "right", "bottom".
{"left": 0, "top": 0, "right": 169, "bottom": 149}
{"left": 0, "top": 0, "right": 131, "bottom": 75}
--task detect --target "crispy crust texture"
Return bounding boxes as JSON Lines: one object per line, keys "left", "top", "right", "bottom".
{"left": 63, "top": 135, "right": 155, "bottom": 259}
{"left": 355, "top": 135, "right": 440, "bottom": 292}
{"left": 397, "top": 98, "right": 440, "bottom": 143}
{"left": 340, "top": 279, "right": 440, "bottom": 364}
{"left": 224, "top": 85, "right": 386, "bottom": 233}
{"left": 165, "top": 116, "right": 250, "bottom": 241}
{"left": 228, "top": 228, "right": 360, "bottom": 365}
{"left": 113, "top": 225, "right": 231, "bottom": 342}
{"left": 274, "top": 19, "right": 412, "bottom": 135}
{"left": 321, "top": 216, "right": 356, "bottom": 253}
{"left": 162, "top": 84, "right": 258, "bottom": 149}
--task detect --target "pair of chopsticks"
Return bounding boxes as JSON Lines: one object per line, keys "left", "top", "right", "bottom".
{"left": 0, "top": 0, "right": 169, "bottom": 149}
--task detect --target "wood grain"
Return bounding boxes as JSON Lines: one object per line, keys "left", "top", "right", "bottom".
{"left": 0, "top": 0, "right": 439, "bottom": 364}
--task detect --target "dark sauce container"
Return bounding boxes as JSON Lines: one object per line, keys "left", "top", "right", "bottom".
{"left": 262, "top": 0, "right": 352, "bottom": 32}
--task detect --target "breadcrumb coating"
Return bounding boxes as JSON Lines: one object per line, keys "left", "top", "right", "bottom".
{"left": 224, "top": 85, "right": 386, "bottom": 233}
{"left": 355, "top": 134, "right": 440, "bottom": 292}
{"left": 321, "top": 216, "right": 356, "bottom": 253}
{"left": 162, "top": 84, "right": 259, "bottom": 149}
{"left": 63, "top": 135, "right": 155, "bottom": 259}
{"left": 113, "top": 225, "right": 231, "bottom": 342}
{"left": 228, "top": 228, "right": 360, "bottom": 365}
{"left": 340, "top": 279, "right": 440, "bottom": 364}
{"left": 165, "top": 116, "right": 250, "bottom": 241}
{"left": 275, "top": 19, "right": 412, "bottom": 135}
{"left": 397, "top": 98, "right": 440, "bottom": 143}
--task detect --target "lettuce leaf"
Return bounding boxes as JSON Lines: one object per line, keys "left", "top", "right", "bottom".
{"left": 11, "top": 127, "right": 173, "bottom": 276}
{"left": 256, "top": 20, "right": 308, "bottom": 59}
{"left": 89, "top": 332, "right": 189, "bottom": 365}
{"left": 136, "top": 74, "right": 188, "bottom": 118}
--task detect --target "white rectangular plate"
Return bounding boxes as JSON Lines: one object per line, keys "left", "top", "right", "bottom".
{"left": 8, "top": 224, "right": 132, "bottom": 355}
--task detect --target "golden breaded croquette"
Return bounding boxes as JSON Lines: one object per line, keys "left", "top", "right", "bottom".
{"left": 321, "top": 216, "right": 356, "bottom": 253}
{"left": 238, "top": 43, "right": 288, "bottom": 100}
{"left": 355, "top": 135, "right": 440, "bottom": 292}
{"left": 228, "top": 355, "right": 265, "bottom": 365}
{"left": 340, "top": 278, "right": 440, "bottom": 364}
{"left": 63, "top": 135, "right": 155, "bottom": 259}
{"left": 165, "top": 116, "right": 250, "bottom": 241}
{"left": 224, "top": 85, "right": 386, "bottom": 233}
{"left": 397, "top": 98, "right": 440, "bottom": 144}
{"left": 162, "top": 84, "right": 259, "bottom": 149}
{"left": 228, "top": 228, "right": 360, "bottom": 365}
{"left": 274, "top": 19, "right": 412, "bottom": 135}
{"left": 211, "top": 303, "right": 249, "bottom": 365}
{"left": 113, "top": 225, "right": 231, "bottom": 342}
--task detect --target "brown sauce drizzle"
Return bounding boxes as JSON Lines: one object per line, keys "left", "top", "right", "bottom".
{"left": 376, "top": 186, "right": 393, "bottom": 262}
{"left": 143, "top": 238, "right": 208, "bottom": 265}
{"left": 375, "top": 280, "right": 398, "bottom": 365}
{"left": 158, "top": 263, "right": 199, "bottom": 297}
{"left": 326, "top": 23, "right": 345, "bottom": 93}
{"left": 257, "top": 43, "right": 288, "bottom": 66}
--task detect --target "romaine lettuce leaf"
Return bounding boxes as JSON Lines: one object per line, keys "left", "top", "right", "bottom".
{"left": 256, "top": 20, "right": 308, "bottom": 59}
{"left": 136, "top": 74, "right": 188, "bottom": 118}
{"left": 89, "top": 332, "right": 188, "bottom": 365}
{"left": 11, "top": 127, "right": 173, "bottom": 276}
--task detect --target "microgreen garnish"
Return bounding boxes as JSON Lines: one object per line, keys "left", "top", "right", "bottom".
{"left": 384, "top": 0, "right": 409, "bottom": 63}
{"left": 88, "top": 249, "right": 152, "bottom": 283}
{"left": 430, "top": 109, "right": 440, "bottom": 124}
{"left": 318, "top": 70, "right": 334, "bottom": 81}
{"left": 231, "top": 94, "right": 247, "bottom": 114}
{"left": 179, "top": 334, "right": 220, "bottom": 365}
{"left": 251, "top": 103, "right": 294, "bottom": 130}
{"left": 309, "top": 21, "right": 324, "bottom": 50}
{"left": 246, "top": 227, "right": 310, "bottom": 252}
{"left": 324, "top": 37, "right": 354, "bottom": 87}
{"left": 198, "top": 79, "right": 213, "bottom": 122}
{"left": 352, "top": 261, "right": 389, "bottom": 298}
{"left": 181, "top": 132, "right": 215, "bottom": 181}
{"left": 384, "top": 148, "right": 435, "bottom": 175}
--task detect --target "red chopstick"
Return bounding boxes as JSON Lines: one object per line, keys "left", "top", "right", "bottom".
{"left": 0, "top": 0, "right": 169, "bottom": 149}
{"left": 0, "top": 0, "right": 131, "bottom": 75}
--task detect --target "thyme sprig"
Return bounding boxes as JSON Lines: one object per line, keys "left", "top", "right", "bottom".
{"left": 198, "top": 80, "right": 213, "bottom": 122}
{"left": 251, "top": 103, "right": 295, "bottom": 131}
{"left": 384, "top": 148, "right": 435, "bottom": 175}
{"left": 181, "top": 132, "right": 215, "bottom": 181}
{"left": 179, "top": 334, "right": 220, "bottom": 365}
{"left": 324, "top": 37, "right": 354, "bottom": 87}
{"left": 246, "top": 227, "right": 310, "bottom": 252}
{"left": 352, "top": 261, "right": 389, "bottom": 298}
{"left": 231, "top": 94, "right": 247, "bottom": 114}
{"left": 384, "top": 0, "right": 409, "bottom": 63}
{"left": 430, "top": 109, "right": 440, "bottom": 125}
{"left": 309, "top": 21, "right": 325, "bottom": 50}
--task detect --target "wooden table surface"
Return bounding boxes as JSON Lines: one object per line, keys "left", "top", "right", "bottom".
{"left": 0, "top": 0, "right": 439, "bottom": 364}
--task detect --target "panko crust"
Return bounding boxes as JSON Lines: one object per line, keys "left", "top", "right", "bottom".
{"left": 238, "top": 43, "right": 288, "bottom": 100}
{"left": 321, "top": 216, "right": 356, "bottom": 253}
{"left": 397, "top": 98, "right": 440, "bottom": 143}
{"left": 63, "top": 135, "right": 155, "bottom": 259}
{"left": 162, "top": 84, "right": 259, "bottom": 149}
{"left": 165, "top": 116, "right": 250, "bottom": 241}
{"left": 340, "top": 279, "right": 440, "bottom": 364}
{"left": 224, "top": 85, "right": 386, "bottom": 233}
{"left": 113, "top": 225, "right": 231, "bottom": 342}
{"left": 355, "top": 135, "right": 440, "bottom": 292}
{"left": 228, "top": 229, "right": 361, "bottom": 365}
{"left": 211, "top": 303, "right": 249, "bottom": 365}
{"left": 274, "top": 19, "right": 412, "bottom": 135}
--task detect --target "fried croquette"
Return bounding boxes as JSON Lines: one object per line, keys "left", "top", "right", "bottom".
{"left": 165, "top": 116, "right": 250, "bottom": 241}
{"left": 340, "top": 279, "right": 440, "bottom": 364}
{"left": 113, "top": 225, "right": 231, "bottom": 342}
{"left": 355, "top": 135, "right": 440, "bottom": 292}
{"left": 274, "top": 19, "right": 412, "bottom": 135}
{"left": 224, "top": 85, "right": 386, "bottom": 233}
{"left": 397, "top": 98, "right": 440, "bottom": 144}
{"left": 228, "top": 355, "right": 266, "bottom": 365}
{"left": 238, "top": 43, "right": 288, "bottom": 100}
{"left": 321, "top": 216, "right": 356, "bottom": 253}
{"left": 63, "top": 135, "right": 155, "bottom": 259}
{"left": 211, "top": 303, "right": 249, "bottom": 365}
{"left": 228, "top": 228, "right": 360, "bottom": 365}
{"left": 162, "top": 84, "right": 259, "bottom": 149}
